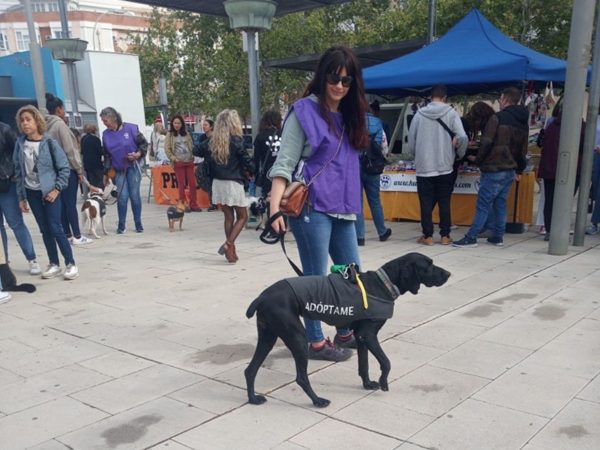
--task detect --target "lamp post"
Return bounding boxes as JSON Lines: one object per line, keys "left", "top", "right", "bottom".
{"left": 224, "top": 0, "right": 276, "bottom": 140}
{"left": 92, "top": 9, "right": 126, "bottom": 51}
{"left": 22, "top": 0, "right": 46, "bottom": 110}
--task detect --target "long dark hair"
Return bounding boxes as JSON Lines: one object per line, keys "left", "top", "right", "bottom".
{"left": 170, "top": 115, "right": 187, "bottom": 136}
{"left": 259, "top": 110, "right": 282, "bottom": 133}
{"left": 45, "top": 92, "right": 64, "bottom": 115}
{"left": 303, "top": 46, "right": 368, "bottom": 150}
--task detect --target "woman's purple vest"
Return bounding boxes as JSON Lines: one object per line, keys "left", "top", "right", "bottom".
{"left": 293, "top": 98, "right": 361, "bottom": 214}
{"left": 102, "top": 123, "right": 139, "bottom": 171}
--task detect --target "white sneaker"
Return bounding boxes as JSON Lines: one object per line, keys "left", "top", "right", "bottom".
{"left": 41, "top": 264, "right": 61, "bottom": 279}
{"left": 71, "top": 236, "right": 92, "bottom": 245}
{"left": 0, "top": 291, "right": 11, "bottom": 304}
{"left": 64, "top": 264, "right": 79, "bottom": 280}
{"left": 28, "top": 260, "right": 42, "bottom": 276}
{"left": 586, "top": 224, "right": 599, "bottom": 235}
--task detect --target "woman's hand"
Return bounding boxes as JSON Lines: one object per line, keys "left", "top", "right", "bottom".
{"left": 19, "top": 200, "right": 29, "bottom": 213}
{"left": 44, "top": 189, "right": 60, "bottom": 203}
{"left": 269, "top": 177, "right": 288, "bottom": 234}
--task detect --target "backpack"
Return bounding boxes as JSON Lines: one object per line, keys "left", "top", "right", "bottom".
{"left": 360, "top": 135, "right": 386, "bottom": 175}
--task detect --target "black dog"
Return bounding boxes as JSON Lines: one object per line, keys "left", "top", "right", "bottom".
{"left": 245, "top": 253, "right": 450, "bottom": 408}
{"left": 0, "top": 263, "right": 36, "bottom": 293}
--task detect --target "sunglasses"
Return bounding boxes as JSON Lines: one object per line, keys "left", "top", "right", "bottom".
{"left": 326, "top": 73, "right": 353, "bottom": 88}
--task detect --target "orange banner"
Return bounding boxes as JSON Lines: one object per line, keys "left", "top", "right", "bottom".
{"left": 152, "top": 165, "right": 210, "bottom": 207}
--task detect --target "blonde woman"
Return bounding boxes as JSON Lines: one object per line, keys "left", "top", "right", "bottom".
{"left": 207, "top": 109, "right": 254, "bottom": 263}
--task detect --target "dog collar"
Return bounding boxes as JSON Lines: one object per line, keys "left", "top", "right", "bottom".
{"left": 376, "top": 268, "right": 401, "bottom": 299}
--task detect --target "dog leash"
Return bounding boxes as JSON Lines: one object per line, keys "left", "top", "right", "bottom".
{"left": 260, "top": 211, "right": 303, "bottom": 277}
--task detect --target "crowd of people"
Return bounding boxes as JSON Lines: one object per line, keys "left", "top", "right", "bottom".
{"left": 1, "top": 45, "right": 599, "bottom": 364}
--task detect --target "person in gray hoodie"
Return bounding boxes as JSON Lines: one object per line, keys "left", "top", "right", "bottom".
{"left": 44, "top": 93, "right": 92, "bottom": 246}
{"left": 408, "top": 85, "right": 467, "bottom": 245}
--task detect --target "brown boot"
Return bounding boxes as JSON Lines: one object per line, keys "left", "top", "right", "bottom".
{"left": 223, "top": 241, "right": 237, "bottom": 263}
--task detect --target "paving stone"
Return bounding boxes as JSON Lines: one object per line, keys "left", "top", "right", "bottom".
{"left": 577, "top": 376, "right": 600, "bottom": 403}
{"left": 58, "top": 397, "right": 212, "bottom": 450}
{"left": 291, "top": 418, "right": 401, "bottom": 449}
{"left": 147, "top": 440, "right": 195, "bottom": 449}
{"left": 174, "top": 398, "right": 322, "bottom": 449}
{"left": 70, "top": 364, "right": 203, "bottom": 414}
{"left": 78, "top": 350, "right": 156, "bottom": 378}
{"left": 530, "top": 398, "right": 600, "bottom": 450}
{"left": 429, "top": 338, "right": 531, "bottom": 379}
{"left": 473, "top": 361, "right": 589, "bottom": 418}
{"left": 0, "top": 364, "right": 110, "bottom": 414}
{"left": 375, "top": 364, "right": 489, "bottom": 417}
{"left": 0, "top": 366, "right": 22, "bottom": 387}
{"left": 168, "top": 379, "right": 249, "bottom": 415}
{"left": 410, "top": 398, "right": 547, "bottom": 450}
{"left": 0, "top": 397, "right": 108, "bottom": 449}
{"left": 333, "top": 396, "right": 434, "bottom": 440}
{"left": 396, "top": 318, "right": 487, "bottom": 351}
{"left": 27, "top": 439, "right": 72, "bottom": 450}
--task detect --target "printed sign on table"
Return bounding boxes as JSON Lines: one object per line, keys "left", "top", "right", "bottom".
{"left": 379, "top": 171, "right": 480, "bottom": 194}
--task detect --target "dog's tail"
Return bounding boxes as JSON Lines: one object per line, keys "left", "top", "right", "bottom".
{"left": 4, "top": 283, "right": 36, "bottom": 293}
{"left": 246, "top": 297, "right": 262, "bottom": 318}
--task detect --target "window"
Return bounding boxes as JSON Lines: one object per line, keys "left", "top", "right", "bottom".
{"left": 48, "top": 2, "right": 59, "bottom": 12}
{"left": 0, "top": 34, "right": 8, "bottom": 51}
{"left": 32, "top": 3, "right": 45, "bottom": 12}
{"left": 16, "top": 31, "right": 29, "bottom": 51}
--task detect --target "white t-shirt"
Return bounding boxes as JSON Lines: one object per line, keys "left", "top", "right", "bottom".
{"left": 23, "top": 139, "right": 41, "bottom": 191}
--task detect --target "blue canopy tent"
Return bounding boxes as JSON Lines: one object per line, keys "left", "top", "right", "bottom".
{"left": 364, "top": 9, "right": 570, "bottom": 96}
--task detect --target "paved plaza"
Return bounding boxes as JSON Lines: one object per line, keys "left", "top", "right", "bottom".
{"left": 0, "top": 178, "right": 599, "bottom": 450}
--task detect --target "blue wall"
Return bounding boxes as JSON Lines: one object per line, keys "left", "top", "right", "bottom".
{"left": 0, "top": 47, "right": 64, "bottom": 99}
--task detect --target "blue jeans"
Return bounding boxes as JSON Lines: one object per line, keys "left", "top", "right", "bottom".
{"left": 115, "top": 165, "right": 143, "bottom": 231}
{"left": 0, "top": 182, "right": 36, "bottom": 262}
{"left": 355, "top": 171, "right": 387, "bottom": 239}
{"left": 466, "top": 170, "right": 515, "bottom": 240}
{"left": 60, "top": 170, "right": 82, "bottom": 239}
{"left": 26, "top": 189, "right": 75, "bottom": 266}
{"left": 289, "top": 205, "right": 361, "bottom": 343}
{"left": 591, "top": 153, "right": 600, "bottom": 225}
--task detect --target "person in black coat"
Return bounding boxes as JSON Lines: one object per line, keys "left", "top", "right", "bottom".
{"left": 80, "top": 123, "right": 104, "bottom": 189}
{"left": 253, "top": 111, "right": 282, "bottom": 198}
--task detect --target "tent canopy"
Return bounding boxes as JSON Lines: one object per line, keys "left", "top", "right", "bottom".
{"left": 363, "top": 9, "right": 569, "bottom": 96}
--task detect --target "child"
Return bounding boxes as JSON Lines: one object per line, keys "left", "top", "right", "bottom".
{"left": 13, "top": 105, "right": 79, "bottom": 280}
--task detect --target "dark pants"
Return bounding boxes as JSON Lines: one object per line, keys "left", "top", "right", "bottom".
{"left": 86, "top": 168, "right": 104, "bottom": 189}
{"left": 26, "top": 188, "right": 75, "bottom": 266}
{"left": 543, "top": 176, "right": 580, "bottom": 233}
{"left": 60, "top": 169, "right": 82, "bottom": 239}
{"left": 417, "top": 173, "right": 454, "bottom": 238}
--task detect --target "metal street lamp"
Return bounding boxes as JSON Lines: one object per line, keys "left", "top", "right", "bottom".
{"left": 93, "top": 9, "right": 127, "bottom": 51}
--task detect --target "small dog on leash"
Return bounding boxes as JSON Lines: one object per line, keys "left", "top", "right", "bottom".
{"left": 167, "top": 200, "right": 186, "bottom": 231}
{"left": 81, "top": 193, "right": 108, "bottom": 239}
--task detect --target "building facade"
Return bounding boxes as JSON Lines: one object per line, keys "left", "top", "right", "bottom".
{"left": 0, "top": 0, "right": 150, "bottom": 56}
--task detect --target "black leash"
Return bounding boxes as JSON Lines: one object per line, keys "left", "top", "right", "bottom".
{"left": 260, "top": 211, "right": 303, "bottom": 276}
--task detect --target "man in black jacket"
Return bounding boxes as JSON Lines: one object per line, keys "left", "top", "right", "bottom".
{"left": 453, "top": 87, "right": 529, "bottom": 248}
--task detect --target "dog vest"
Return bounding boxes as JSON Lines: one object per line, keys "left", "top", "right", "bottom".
{"left": 285, "top": 273, "right": 395, "bottom": 328}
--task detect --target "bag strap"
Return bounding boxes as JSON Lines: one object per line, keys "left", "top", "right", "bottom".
{"left": 436, "top": 118, "right": 456, "bottom": 139}
{"left": 304, "top": 125, "right": 345, "bottom": 188}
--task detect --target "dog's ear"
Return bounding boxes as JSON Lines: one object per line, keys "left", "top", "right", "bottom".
{"left": 81, "top": 201, "right": 90, "bottom": 212}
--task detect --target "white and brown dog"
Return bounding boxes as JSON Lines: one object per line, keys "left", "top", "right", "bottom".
{"left": 81, "top": 193, "right": 108, "bottom": 238}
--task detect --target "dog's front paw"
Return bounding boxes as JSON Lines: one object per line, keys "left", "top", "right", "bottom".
{"left": 248, "top": 395, "right": 267, "bottom": 405}
{"left": 379, "top": 377, "right": 389, "bottom": 391}
{"left": 313, "top": 397, "right": 330, "bottom": 408}
{"left": 363, "top": 380, "right": 380, "bottom": 390}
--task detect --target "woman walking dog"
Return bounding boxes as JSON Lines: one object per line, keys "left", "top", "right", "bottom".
{"left": 268, "top": 46, "right": 369, "bottom": 361}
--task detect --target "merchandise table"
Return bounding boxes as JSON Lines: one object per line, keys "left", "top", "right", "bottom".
{"left": 364, "top": 170, "right": 535, "bottom": 226}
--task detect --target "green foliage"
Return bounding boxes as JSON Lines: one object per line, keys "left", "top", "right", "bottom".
{"left": 132, "top": 1, "right": 575, "bottom": 117}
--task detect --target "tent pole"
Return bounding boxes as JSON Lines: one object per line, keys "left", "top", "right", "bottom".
{"left": 573, "top": 2, "right": 600, "bottom": 246}
{"left": 427, "top": 0, "right": 436, "bottom": 44}
{"left": 548, "top": 0, "right": 595, "bottom": 255}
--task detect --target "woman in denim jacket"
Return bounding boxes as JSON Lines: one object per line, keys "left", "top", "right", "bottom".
{"left": 13, "top": 105, "right": 78, "bottom": 280}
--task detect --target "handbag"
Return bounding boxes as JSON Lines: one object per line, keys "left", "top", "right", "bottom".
{"left": 279, "top": 181, "right": 309, "bottom": 217}
{"left": 279, "top": 126, "right": 345, "bottom": 217}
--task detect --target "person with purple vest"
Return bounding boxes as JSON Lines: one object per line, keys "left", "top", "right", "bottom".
{"left": 269, "top": 46, "right": 369, "bottom": 362}
{"left": 100, "top": 107, "right": 148, "bottom": 234}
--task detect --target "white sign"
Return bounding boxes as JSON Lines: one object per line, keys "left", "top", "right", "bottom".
{"left": 379, "top": 172, "right": 480, "bottom": 194}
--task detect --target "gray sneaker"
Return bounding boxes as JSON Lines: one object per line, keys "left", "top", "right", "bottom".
{"left": 41, "top": 264, "right": 61, "bottom": 279}
{"left": 586, "top": 224, "right": 598, "bottom": 235}
{"left": 308, "top": 338, "right": 352, "bottom": 361}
